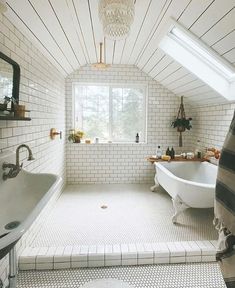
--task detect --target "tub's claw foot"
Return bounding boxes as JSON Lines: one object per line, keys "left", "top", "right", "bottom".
{"left": 150, "top": 174, "right": 159, "bottom": 192}
{"left": 150, "top": 183, "right": 159, "bottom": 192}
{"left": 172, "top": 196, "right": 189, "bottom": 224}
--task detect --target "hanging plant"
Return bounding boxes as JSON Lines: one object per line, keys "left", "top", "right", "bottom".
{"left": 171, "top": 117, "right": 192, "bottom": 131}
{"left": 171, "top": 96, "right": 192, "bottom": 147}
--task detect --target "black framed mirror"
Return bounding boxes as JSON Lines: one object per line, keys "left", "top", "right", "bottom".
{"left": 0, "top": 51, "right": 20, "bottom": 108}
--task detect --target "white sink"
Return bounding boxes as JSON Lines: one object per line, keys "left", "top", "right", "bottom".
{"left": 0, "top": 151, "right": 61, "bottom": 259}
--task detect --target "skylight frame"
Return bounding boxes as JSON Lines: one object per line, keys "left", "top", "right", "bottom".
{"left": 158, "top": 18, "right": 235, "bottom": 101}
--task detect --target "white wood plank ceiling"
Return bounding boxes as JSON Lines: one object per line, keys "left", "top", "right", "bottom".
{"left": 4, "top": 0, "right": 235, "bottom": 106}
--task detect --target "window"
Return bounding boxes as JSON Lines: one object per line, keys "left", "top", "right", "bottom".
{"left": 159, "top": 19, "right": 235, "bottom": 100}
{"left": 170, "top": 27, "right": 235, "bottom": 80}
{"left": 73, "top": 84, "right": 147, "bottom": 143}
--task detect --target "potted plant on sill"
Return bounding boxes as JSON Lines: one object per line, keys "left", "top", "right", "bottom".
{"left": 68, "top": 129, "right": 84, "bottom": 143}
{"left": 171, "top": 96, "right": 192, "bottom": 147}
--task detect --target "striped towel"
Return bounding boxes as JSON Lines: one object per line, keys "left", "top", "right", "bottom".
{"left": 214, "top": 110, "right": 235, "bottom": 288}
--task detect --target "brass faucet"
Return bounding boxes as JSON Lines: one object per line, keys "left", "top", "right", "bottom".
{"left": 2, "top": 144, "right": 35, "bottom": 180}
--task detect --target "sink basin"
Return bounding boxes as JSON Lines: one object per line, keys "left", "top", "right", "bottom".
{"left": 0, "top": 151, "right": 61, "bottom": 260}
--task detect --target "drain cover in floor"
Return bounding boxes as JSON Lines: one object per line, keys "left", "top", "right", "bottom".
{"left": 80, "top": 279, "right": 134, "bottom": 288}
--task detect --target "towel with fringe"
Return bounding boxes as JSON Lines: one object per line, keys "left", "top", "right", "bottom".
{"left": 214, "top": 110, "right": 235, "bottom": 288}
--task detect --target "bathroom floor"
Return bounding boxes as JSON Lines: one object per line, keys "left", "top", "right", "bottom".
{"left": 18, "top": 263, "right": 226, "bottom": 288}
{"left": 31, "top": 184, "right": 217, "bottom": 247}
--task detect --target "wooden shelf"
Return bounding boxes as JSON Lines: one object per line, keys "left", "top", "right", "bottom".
{"left": 147, "top": 156, "right": 205, "bottom": 164}
{"left": 0, "top": 108, "right": 31, "bottom": 121}
{"left": 0, "top": 116, "right": 31, "bottom": 121}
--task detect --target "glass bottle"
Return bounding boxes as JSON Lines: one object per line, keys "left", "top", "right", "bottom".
{"left": 171, "top": 147, "right": 175, "bottom": 159}
{"left": 156, "top": 146, "right": 162, "bottom": 159}
{"left": 166, "top": 147, "right": 171, "bottom": 156}
{"left": 135, "top": 133, "right": 139, "bottom": 143}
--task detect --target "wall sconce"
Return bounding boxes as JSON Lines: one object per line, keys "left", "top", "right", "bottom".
{"left": 50, "top": 128, "right": 62, "bottom": 140}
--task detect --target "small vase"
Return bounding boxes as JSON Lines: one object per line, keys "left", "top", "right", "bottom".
{"left": 74, "top": 138, "right": 81, "bottom": 143}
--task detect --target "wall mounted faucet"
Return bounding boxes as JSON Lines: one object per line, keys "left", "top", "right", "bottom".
{"left": 2, "top": 144, "right": 35, "bottom": 181}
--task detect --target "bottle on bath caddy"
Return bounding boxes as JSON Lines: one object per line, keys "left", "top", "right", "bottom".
{"left": 156, "top": 146, "right": 162, "bottom": 158}
{"left": 170, "top": 147, "right": 175, "bottom": 159}
{"left": 166, "top": 147, "right": 171, "bottom": 156}
{"left": 195, "top": 140, "right": 202, "bottom": 158}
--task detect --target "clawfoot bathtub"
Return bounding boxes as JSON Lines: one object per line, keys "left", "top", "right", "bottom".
{"left": 153, "top": 161, "right": 218, "bottom": 224}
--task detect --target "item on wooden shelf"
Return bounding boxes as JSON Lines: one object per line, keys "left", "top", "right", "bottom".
{"left": 195, "top": 140, "right": 202, "bottom": 159}
{"left": 186, "top": 152, "right": 194, "bottom": 159}
{"left": 166, "top": 147, "right": 171, "bottom": 156}
{"left": 204, "top": 147, "right": 220, "bottom": 160}
{"left": 161, "top": 155, "right": 171, "bottom": 161}
{"left": 85, "top": 139, "right": 91, "bottom": 144}
{"left": 0, "top": 103, "right": 7, "bottom": 111}
{"left": 181, "top": 152, "right": 187, "bottom": 159}
{"left": 14, "top": 104, "right": 25, "bottom": 118}
{"left": 0, "top": 96, "right": 16, "bottom": 113}
{"left": 156, "top": 145, "right": 162, "bottom": 159}
{"left": 170, "top": 147, "right": 175, "bottom": 159}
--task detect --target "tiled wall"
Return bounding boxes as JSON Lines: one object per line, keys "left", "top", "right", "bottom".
{"left": 0, "top": 14, "right": 66, "bottom": 286}
{"left": 190, "top": 103, "right": 235, "bottom": 153}
{"left": 66, "top": 65, "right": 193, "bottom": 184}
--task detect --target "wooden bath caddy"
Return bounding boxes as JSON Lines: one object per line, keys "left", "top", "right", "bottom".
{"left": 147, "top": 156, "right": 206, "bottom": 164}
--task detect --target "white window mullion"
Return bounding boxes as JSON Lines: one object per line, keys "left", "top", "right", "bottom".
{"left": 109, "top": 86, "right": 113, "bottom": 141}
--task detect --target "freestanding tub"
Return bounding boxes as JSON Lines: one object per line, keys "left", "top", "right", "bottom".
{"left": 153, "top": 161, "right": 218, "bottom": 223}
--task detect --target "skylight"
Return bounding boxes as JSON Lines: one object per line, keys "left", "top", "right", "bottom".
{"left": 159, "top": 19, "right": 235, "bottom": 101}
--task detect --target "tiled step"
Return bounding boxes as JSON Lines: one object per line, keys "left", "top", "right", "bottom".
{"left": 19, "top": 240, "right": 218, "bottom": 271}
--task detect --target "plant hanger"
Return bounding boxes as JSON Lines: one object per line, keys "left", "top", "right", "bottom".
{"left": 177, "top": 96, "right": 186, "bottom": 120}
{"left": 172, "top": 96, "right": 192, "bottom": 147}
{"left": 178, "top": 96, "right": 185, "bottom": 147}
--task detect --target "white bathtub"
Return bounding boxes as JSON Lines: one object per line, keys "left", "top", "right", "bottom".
{"left": 154, "top": 161, "right": 218, "bottom": 223}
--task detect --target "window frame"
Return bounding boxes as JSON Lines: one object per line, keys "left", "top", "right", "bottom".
{"left": 72, "top": 82, "right": 148, "bottom": 144}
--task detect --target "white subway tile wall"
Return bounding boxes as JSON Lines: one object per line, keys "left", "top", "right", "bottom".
{"left": 0, "top": 7, "right": 234, "bottom": 287}
{"left": 66, "top": 65, "right": 193, "bottom": 184}
{"left": 0, "top": 13, "right": 66, "bottom": 286}
{"left": 191, "top": 103, "right": 235, "bottom": 152}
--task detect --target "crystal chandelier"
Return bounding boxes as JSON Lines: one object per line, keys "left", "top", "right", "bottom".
{"left": 99, "top": 0, "right": 135, "bottom": 41}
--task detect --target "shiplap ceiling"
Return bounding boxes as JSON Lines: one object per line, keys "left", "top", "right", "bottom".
{"left": 4, "top": 0, "right": 235, "bottom": 106}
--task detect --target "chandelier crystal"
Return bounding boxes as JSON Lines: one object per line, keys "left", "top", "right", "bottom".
{"left": 99, "top": 0, "right": 135, "bottom": 41}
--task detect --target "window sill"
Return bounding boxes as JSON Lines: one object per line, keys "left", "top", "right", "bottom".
{"left": 67, "top": 142, "right": 147, "bottom": 145}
